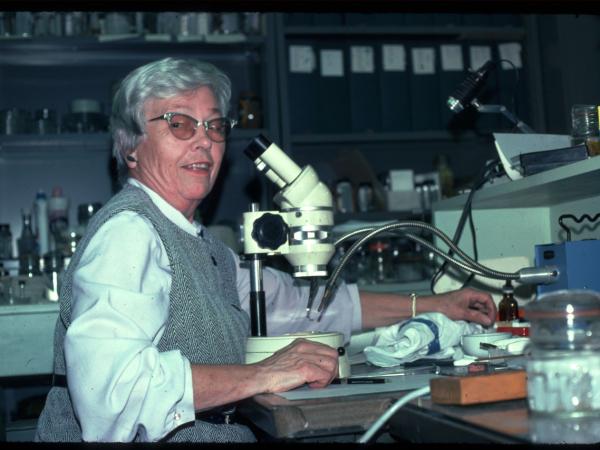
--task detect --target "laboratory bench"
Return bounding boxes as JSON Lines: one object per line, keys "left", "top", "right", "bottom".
{"left": 238, "top": 390, "right": 398, "bottom": 442}
{"left": 239, "top": 386, "right": 600, "bottom": 444}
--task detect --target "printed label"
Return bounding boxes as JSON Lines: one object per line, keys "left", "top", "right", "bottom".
{"left": 289, "top": 45, "right": 315, "bottom": 73}
{"left": 320, "top": 49, "right": 344, "bottom": 77}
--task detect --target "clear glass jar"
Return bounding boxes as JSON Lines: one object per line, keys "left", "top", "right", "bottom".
{"left": 571, "top": 104, "right": 600, "bottom": 156}
{"left": 525, "top": 290, "right": 600, "bottom": 417}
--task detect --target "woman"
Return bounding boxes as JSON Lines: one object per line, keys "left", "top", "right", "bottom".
{"left": 36, "top": 57, "right": 495, "bottom": 442}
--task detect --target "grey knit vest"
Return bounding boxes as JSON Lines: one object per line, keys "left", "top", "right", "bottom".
{"left": 35, "top": 184, "right": 255, "bottom": 442}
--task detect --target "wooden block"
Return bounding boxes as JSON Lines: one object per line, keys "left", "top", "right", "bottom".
{"left": 430, "top": 370, "right": 527, "bottom": 405}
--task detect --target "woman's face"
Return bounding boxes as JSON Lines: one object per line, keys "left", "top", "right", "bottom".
{"left": 128, "top": 86, "right": 226, "bottom": 221}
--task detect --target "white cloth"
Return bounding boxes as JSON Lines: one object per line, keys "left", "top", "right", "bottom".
{"left": 65, "top": 178, "right": 362, "bottom": 442}
{"left": 363, "top": 312, "right": 483, "bottom": 367}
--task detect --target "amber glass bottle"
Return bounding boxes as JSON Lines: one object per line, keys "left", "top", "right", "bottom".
{"left": 499, "top": 281, "right": 519, "bottom": 322}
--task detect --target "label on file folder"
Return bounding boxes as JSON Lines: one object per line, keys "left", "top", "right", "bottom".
{"left": 411, "top": 47, "right": 436, "bottom": 75}
{"left": 289, "top": 45, "right": 316, "bottom": 73}
{"left": 498, "top": 42, "right": 523, "bottom": 69}
{"left": 469, "top": 45, "right": 492, "bottom": 70}
{"left": 382, "top": 44, "right": 406, "bottom": 71}
{"left": 320, "top": 49, "right": 344, "bottom": 77}
{"left": 440, "top": 45, "right": 464, "bottom": 71}
{"left": 350, "top": 46, "right": 375, "bottom": 73}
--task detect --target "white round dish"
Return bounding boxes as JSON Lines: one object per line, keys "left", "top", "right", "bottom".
{"left": 461, "top": 332, "right": 512, "bottom": 358}
{"left": 491, "top": 337, "right": 531, "bottom": 354}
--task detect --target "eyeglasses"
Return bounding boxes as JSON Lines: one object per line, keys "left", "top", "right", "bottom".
{"left": 148, "top": 112, "right": 237, "bottom": 143}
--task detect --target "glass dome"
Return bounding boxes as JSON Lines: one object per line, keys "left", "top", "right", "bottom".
{"left": 525, "top": 289, "right": 600, "bottom": 351}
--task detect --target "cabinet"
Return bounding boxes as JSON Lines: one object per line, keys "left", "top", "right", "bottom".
{"left": 273, "top": 13, "right": 542, "bottom": 204}
{"left": 0, "top": 14, "right": 279, "bottom": 257}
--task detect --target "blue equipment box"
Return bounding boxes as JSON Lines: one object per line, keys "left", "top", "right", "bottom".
{"left": 535, "top": 239, "right": 600, "bottom": 295}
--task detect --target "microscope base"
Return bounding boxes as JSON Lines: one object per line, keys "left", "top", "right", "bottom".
{"left": 245, "top": 331, "right": 350, "bottom": 378}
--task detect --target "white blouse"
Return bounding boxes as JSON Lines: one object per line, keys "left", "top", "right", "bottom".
{"left": 64, "top": 178, "right": 361, "bottom": 442}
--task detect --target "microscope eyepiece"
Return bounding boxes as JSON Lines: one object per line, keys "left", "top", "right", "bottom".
{"left": 244, "top": 134, "right": 271, "bottom": 160}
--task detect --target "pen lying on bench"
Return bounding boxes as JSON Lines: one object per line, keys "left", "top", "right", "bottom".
{"left": 330, "top": 377, "right": 387, "bottom": 384}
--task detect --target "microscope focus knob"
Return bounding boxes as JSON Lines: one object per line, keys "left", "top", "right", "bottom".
{"left": 251, "top": 213, "right": 289, "bottom": 250}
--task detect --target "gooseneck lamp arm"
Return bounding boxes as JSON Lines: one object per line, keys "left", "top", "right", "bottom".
{"left": 316, "top": 221, "right": 559, "bottom": 318}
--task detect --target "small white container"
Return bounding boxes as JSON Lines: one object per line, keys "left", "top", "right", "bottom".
{"left": 461, "top": 332, "right": 512, "bottom": 358}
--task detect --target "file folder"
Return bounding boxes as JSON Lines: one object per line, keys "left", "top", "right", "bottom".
{"left": 467, "top": 42, "right": 501, "bottom": 132}
{"left": 348, "top": 42, "right": 381, "bottom": 132}
{"left": 409, "top": 43, "right": 441, "bottom": 131}
{"left": 379, "top": 42, "right": 412, "bottom": 132}
{"left": 316, "top": 42, "right": 351, "bottom": 133}
{"left": 439, "top": 43, "right": 468, "bottom": 131}
{"left": 287, "top": 41, "right": 319, "bottom": 134}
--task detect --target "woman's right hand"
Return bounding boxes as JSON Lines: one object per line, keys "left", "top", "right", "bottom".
{"left": 255, "top": 338, "right": 339, "bottom": 393}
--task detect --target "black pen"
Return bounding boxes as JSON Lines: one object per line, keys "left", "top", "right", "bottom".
{"left": 331, "top": 377, "right": 387, "bottom": 384}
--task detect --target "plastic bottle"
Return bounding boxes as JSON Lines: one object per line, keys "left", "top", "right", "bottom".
{"left": 499, "top": 280, "right": 519, "bottom": 322}
{"left": 35, "top": 190, "right": 49, "bottom": 256}
{"left": 48, "top": 186, "right": 69, "bottom": 253}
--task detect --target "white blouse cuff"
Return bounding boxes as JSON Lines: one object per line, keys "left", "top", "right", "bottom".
{"left": 174, "top": 357, "right": 196, "bottom": 427}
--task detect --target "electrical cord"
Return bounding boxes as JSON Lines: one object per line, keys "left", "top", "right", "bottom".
{"left": 461, "top": 205, "right": 478, "bottom": 289}
{"left": 498, "top": 58, "right": 519, "bottom": 120}
{"left": 430, "top": 157, "right": 501, "bottom": 294}
{"left": 357, "top": 385, "right": 431, "bottom": 443}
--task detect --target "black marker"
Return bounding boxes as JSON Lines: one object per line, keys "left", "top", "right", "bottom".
{"left": 331, "top": 377, "right": 387, "bottom": 385}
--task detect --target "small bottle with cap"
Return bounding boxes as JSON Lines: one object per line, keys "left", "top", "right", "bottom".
{"left": 35, "top": 189, "right": 50, "bottom": 257}
{"left": 498, "top": 280, "right": 519, "bottom": 322}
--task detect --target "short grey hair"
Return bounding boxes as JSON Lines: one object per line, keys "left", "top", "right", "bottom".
{"left": 110, "top": 57, "right": 232, "bottom": 182}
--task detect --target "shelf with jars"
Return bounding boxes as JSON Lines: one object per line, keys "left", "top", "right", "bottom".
{"left": 0, "top": 11, "right": 278, "bottom": 238}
